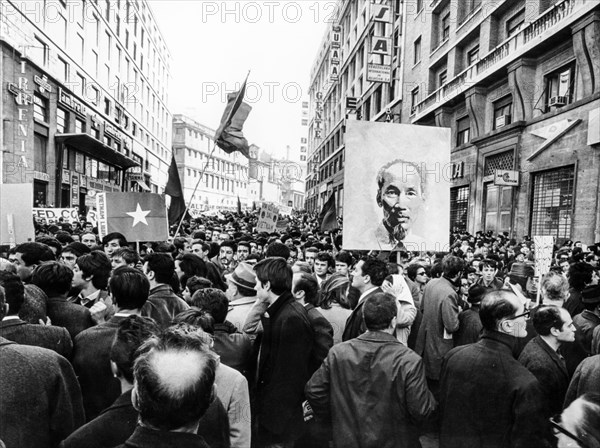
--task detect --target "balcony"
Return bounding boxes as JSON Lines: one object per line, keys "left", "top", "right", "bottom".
{"left": 411, "top": 0, "right": 587, "bottom": 121}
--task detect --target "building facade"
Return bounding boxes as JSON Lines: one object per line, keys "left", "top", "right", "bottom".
{"left": 306, "top": 0, "right": 600, "bottom": 244}
{"left": 171, "top": 114, "right": 250, "bottom": 215}
{"left": 305, "top": 0, "right": 405, "bottom": 215}
{"left": 403, "top": 0, "right": 600, "bottom": 243}
{"left": 1, "top": 0, "right": 171, "bottom": 211}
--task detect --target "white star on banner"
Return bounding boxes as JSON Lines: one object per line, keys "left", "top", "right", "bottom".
{"left": 126, "top": 203, "right": 151, "bottom": 227}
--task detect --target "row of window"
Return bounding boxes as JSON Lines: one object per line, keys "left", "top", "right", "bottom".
{"left": 185, "top": 172, "right": 247, "bottom": 193}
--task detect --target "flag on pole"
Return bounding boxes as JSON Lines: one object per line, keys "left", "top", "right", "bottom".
{"left": 214, "top": 74, "right": 252, "bottom": 158}
{"left": 96, "top": 192, "right": 169, "bottom": 242}
{"left": 165, "top": 152, "right": 187, "bottom": 226}
{"left": 319, "top": 194, "right": 339, "bottom": 232}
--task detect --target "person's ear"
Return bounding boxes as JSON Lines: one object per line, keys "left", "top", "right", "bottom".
{"left": 131, "top": 382, "right": 140, "bottom": 411}
{"left": 146, "top": 269, "right": 155, "bottom": 281}
{"left": 363, "top": 274, "right": 371, "bottom": 285}
{"left": 499, "top": 318, "right": 515, "bottom": 335}
{"left": 376, "top": 189, "right": 383, "bottom": 207}
{"left": 110, "top": 360, "right": 120, "bottom": 378}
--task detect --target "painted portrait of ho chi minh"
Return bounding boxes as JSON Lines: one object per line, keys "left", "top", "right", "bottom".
{"left": 343, "top": 121, "right": 451, "bottom": 252}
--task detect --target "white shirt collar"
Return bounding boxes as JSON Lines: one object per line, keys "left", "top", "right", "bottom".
{"left": 358, "top": 286, "right": 379, "bottom": 305}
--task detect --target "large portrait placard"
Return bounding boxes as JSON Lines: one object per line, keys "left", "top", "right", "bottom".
{"left": 343, "top": 121, "right": 451, "bottom": 252}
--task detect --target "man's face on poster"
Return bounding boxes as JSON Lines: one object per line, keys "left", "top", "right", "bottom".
{"left": 377, "top": 163, "right": 425, "bottom": 241}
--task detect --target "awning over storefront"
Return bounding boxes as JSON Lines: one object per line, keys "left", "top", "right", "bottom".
{"left": 55, "top": 133, "right": 140, "bottom": 169}
{"left": 136, "top": 180, "right": 151, "bottom": 191}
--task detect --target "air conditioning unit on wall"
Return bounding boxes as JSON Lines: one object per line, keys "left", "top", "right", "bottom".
{"left": 549, "top": 95, "right": 567, "bottom": 107}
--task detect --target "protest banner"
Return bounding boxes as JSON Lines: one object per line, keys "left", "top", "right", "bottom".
{"left": 0, "top": 184, "right": 35, "bottom": 246}
{"left": 256, "top": 203, "right": 279, "bottom": 233}
{"left": 343, "top": 121, "right": 451, "bottom": 252}
{"left": 534, "top": 235, "right": 555, "bottom": 305}
{"left": 33, "top": 207, "right": 79, "bottom": 223}
{"left": 96, "top": 192, "right": 169, "bottom": 242}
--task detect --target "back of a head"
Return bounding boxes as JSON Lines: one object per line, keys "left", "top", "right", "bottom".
{"left": 63, "top": 242, "right": 91, "bottom": 258}
{"left": 20, "top": 284, "right": 48, "bottom": 323}
{"left": 186, "top": 276, "right": 213, "bottom": 297}
{"left": 14, "top": 242, "right": 55, "bottom": 265}
{"left": 144, "top": 253, "right": 175, "bottom": 285}
{"left": 254, "top": 257, "right": 292, "bottom": 295}
{"left": 190, "top": 288, "right": 229, "bottom": 324}
{"left": 293, "top": 273, "right": 319, "bottom": 306}
{"left": 569, "top": 262, "right": 594, "bottom": 290}
{"left": 363, "top": 292, "right": 397, "bottom": 331}
{"left": 563, "top": 393, "right": 600, "bottom": 448}
{"left": 361, "top": 258, "right": 389, "bottom": 287}
{"left": 467, "top": 284, "right": 487, "bottom": 305}
{"left": 173, "top": 308, "right": 215, "bottom": 335}
{"left": 292, "top": 261, "right": 312, "bottom": 275}
{"left": 77, "top": 251, "right": 112, "bottom": 290}
{"left": 109, "top": 267, "right": 150, "bottom": 310}
{"left": 541, "top": 270, "right": 569, "bottom": 303}
{"left": 30, "top": 261, "right": 73, "bottom": 297}
{"left": 532, "top": 305, "right": 565, "bottom": 336}
{"left": 110, "top": 315, "right": 160, "bottom": 384}
{"left": 442, "top": 254, "right": 465, "bottom": 278}
{"left": 479, "top": 290, "right": 519, "bottom": 332}
{"left": 265, "top": 242, "right": 290, "bottom": 259}
{"left": 133, "top": 324, "right": 217, "bottom": 430}
{"left": 319, "top": 273, "right": 350, "bottom": 309}
{"left": 335, "top": 250, "right": 354, "bottom": 266}
{"left": 0, "top": 271, "right": 24, "bottom": 316}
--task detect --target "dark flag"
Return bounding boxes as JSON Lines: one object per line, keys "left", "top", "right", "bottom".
{"left": 319, "top": 194, "right": 339, "bottom": 232}
{"left": 237, "top": 196, "right": 242, "bottom": 214}
{"left": 165, "top": 153, "right": 186, "bottom": 226}
{"left": 214, "top": 74, "right": 252, "bottom": 158}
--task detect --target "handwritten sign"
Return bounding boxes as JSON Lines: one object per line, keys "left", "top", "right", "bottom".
{"left": 256, "top": 203, "right": 279, "bottom": 233}
{"left": 533, "top": 235, "right": 555, "bottom": 277}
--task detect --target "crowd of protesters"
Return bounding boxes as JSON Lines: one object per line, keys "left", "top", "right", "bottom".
{"left": 0, "top": 209, "right": 599, "bottom": 448}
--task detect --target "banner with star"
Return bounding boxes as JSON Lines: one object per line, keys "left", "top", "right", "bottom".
{"left": 96, "top": 192, "right": 169, "bottom": 242}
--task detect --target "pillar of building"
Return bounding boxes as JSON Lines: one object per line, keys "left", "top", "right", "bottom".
{"left": 464, "top": 87, "right": 487, "bottom": 138}
{"left": 571, "top": 11, "right": 600, "bottom": 97}
{"left": 507, "top": 58, "right": 537, "bottom": 122}
{"left": 434, "top": 107, "right": 453, "bottom": 128}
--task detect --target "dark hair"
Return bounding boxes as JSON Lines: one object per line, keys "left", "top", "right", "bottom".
{"left": 102, "top": 232, "right": 128, "bottom": 247}
{"left": 219, "top": 240, "right": 237, "bottom": 252}
{"left": 62, "top": 242, "right": 91, "bottom": 258}
{"left": 55, "top": 231, "right": 74, "bottom": 245}
{"left": 467, "top": 284, "right": 487, "bottom": 305}
{"left": 144, "top": 253, "right": 175, "bottom": 285}
{"left": 335, "top": 250, "right": 354, "bottom": 267}
{"left": 363, "top": 292, "right": 398, "bottom": 331}
{"left": 237, "top": 240, "right": 251, "bottom": 250}
{"left": 569, "top": 393, "right": 600, "bottom": 448}
{"left": 134, "top": 325, "right": 217, "bottom": 430}
{"left": 172, "top": 237, "right": 189, "bottom": 253}
{"left": 442, "top": 255, "right": 465, "bottom": 278}
{"left": 186, "top": 276, "right": 213, "bottom": 297}
{"left": 191, "top": 240, "right": 210, "bottom": 252}
{"left": 13, "top": 242, "right": 55, "bottom": 266}
{"left": 533, "top": 305, "right": 566, "bottom": 336}
{"left": 0, "top": 271, "right": 25, "bottom": 315}
{"left": 30, "top": 261, "right": 74, "bottom": 296}
{"left": 293, "top": 261, "right": 312, "bottom": 275}
{"left": 76, "top": 251, "right": 112, "bottom": 290}
{"left": 176, "top": 254, "right": 207, "bottom": 289}
{"left": 112, "top": 248, "right": 140, "bottom": 266}
{"left": 265, "top": 242, "right": 290, "bottom": 259}
{"left": 569, "top": 262, "right": 594, "bottom": 291}
{"left": 480, "top": 258, "right": 498, "bottom": 270}
{"left": 406, "top": 263, "right": 424, "bottom": 282}
{"left": 360, "top": 258, "right": 388, "bottom": 287}
{"left": 110, "top": 315, "right": 159, "bottom": 383}
{"left": 35, "top": 236, "right": 63, "bottom": 255}
{"left": 315, "top": 252, "right": 335, "bottom": 269}
{"left": 293, "top": 273, "right": 320, "bottom": 306}
{"left": 254, "top": 257, "right": 292, "bottom": 295}
{"left": 190, "top": 288, "right": 229, "bottom": 324}
{"left": 173, "top": 309, "right": 215, "bottom": 334}
{"left": 318, "top": 273, "right": 350, "bottom": 310}
{"left": 109, "top": 267, "right": 150, "bottom": 310}
{"left": 479, "top": 290, "right": 519, "bottom": 331}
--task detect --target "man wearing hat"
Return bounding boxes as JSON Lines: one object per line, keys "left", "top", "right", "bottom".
{"left": 505, "top": 262, "right": 536, "bottom": 305}
{"left": 225, "top": 262, "right": 258, "bottom": 333}
{"left": 573, "top": 284, "right": 600, "bottom": 356}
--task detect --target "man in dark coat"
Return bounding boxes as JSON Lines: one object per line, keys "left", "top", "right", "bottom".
{"left": 453, "top": 284, "right": 485, "bottom": 347}
{"left": 342, "top": 258, "right": 387, "bottom": 341}
{"left": 0, "top": 285, "right": 85, "bottom": 448}
{"left": 30, "top": 261, "right": 94, "bottom": 338}
{"left": 140, "top": 253, "right": 189, "bottom": 328}
{"left": 292, "top": 272, "right": 334, "bottom": 375}
{"left": 564, "top": 354, "right": 600, "bottom": 407}
{"left": 518, "top": 306, "right": 573, "bottom": 418}
{"left": 573, "top": 284, "right": 600, "bottom": 355}
{"left": 440, "top": 289, "right": 552, "bottom": 448}
{"left": 73, "top": 267, "right": 150, "bottom": 421}
{"left": 253, "top": 257, "right": 314, "bottom": 446}
{"left": 306, "top": 292, "right": 436, "bottom": 448}
{"left": 0, "top": 271, "right": 72, "bottom": 359}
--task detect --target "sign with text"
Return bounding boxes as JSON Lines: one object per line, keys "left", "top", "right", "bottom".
{"left": 33, "top": 207, "right": 79, "bottom": 223}
{"left": 494, "top": 170, "right": 519, "bottom": 186}
{"left": 256, "top": 203, "right": 279, "bottom": 233}
{"left": 533, "top": 235, "right": 555, "bottom": 277}
{"left": 1, "top": 184, "right": 35, "bottom": 246}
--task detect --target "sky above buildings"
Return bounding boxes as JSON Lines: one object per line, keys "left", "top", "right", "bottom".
{"left": 150, "top": 1, "right": 332, "bottom": 157}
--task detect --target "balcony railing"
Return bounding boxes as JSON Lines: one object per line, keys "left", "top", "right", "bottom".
{"left": 412, "top": 0, "right": 581, "bottom": 118}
